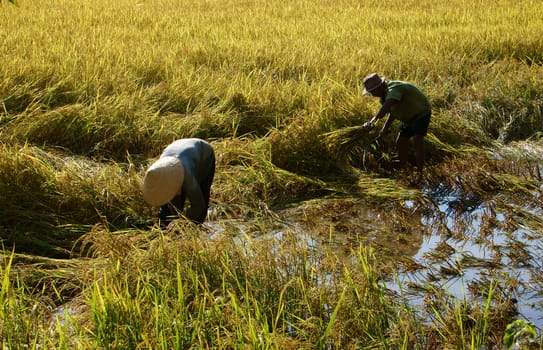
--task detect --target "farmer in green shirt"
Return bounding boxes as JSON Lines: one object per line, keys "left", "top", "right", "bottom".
{"left": 362, "top": 73, "right": 431, "bottom": 183}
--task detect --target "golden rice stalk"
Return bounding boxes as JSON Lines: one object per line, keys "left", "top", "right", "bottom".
{"left": 320, "top": 125, "right": 374, "bottom": 164}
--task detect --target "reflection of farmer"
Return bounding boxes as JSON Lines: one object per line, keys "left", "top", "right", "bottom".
{"left": 143, "top": 138, "right": 215, "bottom": 225}
{"left": 362, "top": 73, "right": 431, "bottom": 183}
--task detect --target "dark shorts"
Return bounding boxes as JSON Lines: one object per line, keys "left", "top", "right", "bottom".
{"left": 399, "top": 111, "right": 431, "bottom": 138}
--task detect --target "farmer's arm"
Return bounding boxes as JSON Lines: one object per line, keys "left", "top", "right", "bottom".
{"left": 380, "top": 114, "right": 395, "bottom": 136}
{"left": 182, "top": 175, "right": 206, "bottom": 222}
{"left": 364, "top": 99, "right": 397, "bottom": 127}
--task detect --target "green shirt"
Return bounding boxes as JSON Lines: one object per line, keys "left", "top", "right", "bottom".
{"left": 380, "top": 81, "right": 431, "bottom": 124}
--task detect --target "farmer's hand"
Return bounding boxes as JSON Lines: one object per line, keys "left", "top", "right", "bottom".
{"left": 363, "top": 121, "right": 374, "bottom": 129}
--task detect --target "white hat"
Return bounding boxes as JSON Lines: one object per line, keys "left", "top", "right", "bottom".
{"left": 142, "top": 156, "right": 184, "bottom": 206}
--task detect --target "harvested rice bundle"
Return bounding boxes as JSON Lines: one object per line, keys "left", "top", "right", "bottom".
{"left": 320, "top": 125, "right": 376, "bottom": 165}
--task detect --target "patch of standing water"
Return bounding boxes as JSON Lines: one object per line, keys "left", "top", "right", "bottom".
{"left": 389, "top": 192, "right": 543, "bottom": 330}
{"left": 206, "top": 194, "right": 543, "bottom": 330}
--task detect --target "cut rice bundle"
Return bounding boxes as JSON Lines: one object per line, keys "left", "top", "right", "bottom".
{"left": 320, "top": 125, "right": 376, "bottom": 165}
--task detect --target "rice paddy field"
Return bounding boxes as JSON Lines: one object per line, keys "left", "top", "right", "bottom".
{"left": 1, "top": 0, "right": 543, "bottom": 348}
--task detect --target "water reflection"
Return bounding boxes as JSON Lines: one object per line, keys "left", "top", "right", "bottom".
{"left": 390, "top": 190, "right": 543, "bottom": 330}
{"left": 207, "top": 190, "right": 543, "bottom": 330}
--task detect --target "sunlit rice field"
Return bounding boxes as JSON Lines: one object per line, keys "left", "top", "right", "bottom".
{"left": 1, "top": 0, "right": 543, "bottom": 348}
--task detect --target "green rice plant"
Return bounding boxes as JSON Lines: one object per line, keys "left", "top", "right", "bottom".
{"left": 89, "top": 270, "right": 145, "bottom": 348}
{"left": 0, "top": 250, "right": 51, "bottom": 348}
{"left": 421, "top": 278, "right": 518, "bottom": 349}
{"left": 328, "top": 245, "right": 418, "bottom": 349}
{"left": 2, "top": 221, "right": 538, "bottom": 349}
{"left": 504, "top": 319, "right": 538, "bottom": 350}
{"left": 80, "top": 225, "right": 296, "bottom": 348}
{"left": 75, "top": 223, "right": 413, "bottom": 349}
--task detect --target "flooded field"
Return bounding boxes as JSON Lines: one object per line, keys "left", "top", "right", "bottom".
{"left": 397, "top": 190, "right": 543, "bottom": 330}
{"left": 208, "top": 181, "right": 543, "bottom": 331}
{"left": 4, "top": 136, "right": 543, "bottom": 348}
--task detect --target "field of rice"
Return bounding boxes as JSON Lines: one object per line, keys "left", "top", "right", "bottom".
{"left": 1, "top": 0, "right": 543, "bottom": 348}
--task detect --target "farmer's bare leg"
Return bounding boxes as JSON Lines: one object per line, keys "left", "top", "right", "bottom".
{"left": 413, "top": 134, "right": 425, "bottom": 179}
{"left": 396, "top": 135, "right": 410, "bottom": 169}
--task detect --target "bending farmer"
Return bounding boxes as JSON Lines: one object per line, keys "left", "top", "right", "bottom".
{"left": 143, "top": 138, "right": 215, "bottom": 225}
{"left": 362, "top": 73, "right": 431, "bottom": 182}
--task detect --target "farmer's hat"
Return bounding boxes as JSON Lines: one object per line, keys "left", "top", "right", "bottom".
{"left": 142, "top": 156, "right": 184, "bottom": 206}
{"left": 362, "top": 73, "right": 385, "bottom": 95}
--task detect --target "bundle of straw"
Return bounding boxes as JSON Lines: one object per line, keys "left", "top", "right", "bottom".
{"left": 320, "top": 125, "right": 375, "bottom": 165}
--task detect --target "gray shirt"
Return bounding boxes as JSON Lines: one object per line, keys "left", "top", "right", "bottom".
{"left": 161, "top": 138, "right": 215, "bottom": 221}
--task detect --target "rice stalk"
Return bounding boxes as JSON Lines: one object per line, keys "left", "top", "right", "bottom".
{"left": 320, "top": 125, "right": 375, "bottom": 166}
